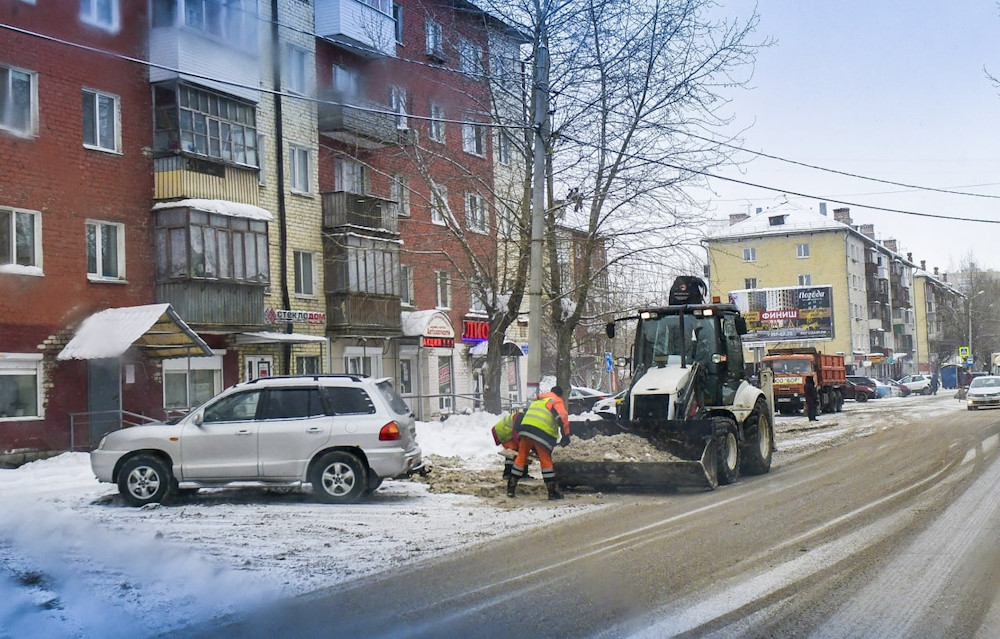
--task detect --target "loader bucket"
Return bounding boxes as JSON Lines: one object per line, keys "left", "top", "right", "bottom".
{"left": 554, "top": 440, "right": 718, "bottom": 492}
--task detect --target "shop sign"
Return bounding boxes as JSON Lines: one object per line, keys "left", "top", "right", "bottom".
{"left": 422, "top": 337, "right": 455, "bottom": 348}
{"left": 462, "top": 319, "right": 490, "bottom": 342}
{"left": 265, "top": 307, "right": 326, "bottom": 325}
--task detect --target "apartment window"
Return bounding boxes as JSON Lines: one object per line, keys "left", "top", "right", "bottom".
{"left": 425, "top": 19, "right": 443, "bottom": 59}
{"left": 429, "top": 102, "right": 445, "bottom": 143}
{"left": 335, "top": 157, "right": 366, "bottom": 194}
{"left": 470, "top": 289, "right": 486, "bottom": 314}
{"left": 744, "top": 278, "right": 757, "bottom": 289}
{"left": 154, "top": 208, "right": 269, "bottom": 283}
{"left": 462, "top": 119, "right": 486, "bottom": 156}
{"left": 798, "top": 274, "right": 812, "bottom": 286}
{"left": 400, "top": 264, "right": 413, "bottom": 306}
{"left": 297, "top": 356, "right": 320, "bottom": 375}
{"left": 389, "top": 85, "right": 407, "bottom": 130}
{"left": 459, "top": 40, "right": 484, "bottom": 76}
{"left": 496, "top": 131, "right": 510, "bottom": 165}
{"left": 336, "top": 238, "right": 398, "bottom": 296}
{"left": 151, "top": 0, "right": 254, "bottom": 43}
{"left": 465, "top": 192, "right": 487, "bottom": 233}
{"left": 0, "top": 207, "right": 40, "bottom": 269}
{"left": 285, "top": 45, "right": 308, "bottom": 95}
{"left": 256, "top": 134, "right": 266, "bottom": 185}
{"left": 81, "top": 89, "right": 120, "bottom": 152}
{"left": 742, "top": 247, "right": 756, "bottom": 263}
{"left": 153, "top": 83, "right": 258, "bottom": 166}
{"left": 435, "top": 271, "right": 450, "bottom": 309}
{"left": 0, "top": 65, "right": 36, "bottom": 136}
{"left": 0, "top": 354, "right": 42, "bottom": 419}
{"left": 332, "top": 64, "right": 360, "bottom": 96}
{"left": 294, "top": 250, "right": 315, "bottom": 296}
{"left": 392, "top": 2, "right": 403, "bottom": 44}
{"left": 80, "top": 0, "right": 119, "bottom": 32}
{"left": 358, "top": 0, "right": 390, "bottom": 12}
{"left": 289, "top": 145, "right": 310, "bottom": 193}
{"left": 391, "top": 173, "right": 410, "bottom": 217}
{"left": 86, "top": 220, "right": 125, "bottom": 280}
{"left": 430, "top": 184, "right": 449, "bottom": 225}
{"left": 796, "top": 243, "right": 810, "bottom": 258}
{"left": 163, "top": 352, "right": 222, "bottom": 410}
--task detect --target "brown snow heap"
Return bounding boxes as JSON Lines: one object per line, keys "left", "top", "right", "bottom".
{"left": 554, "top": 433, "right": 682, "bottom": 463}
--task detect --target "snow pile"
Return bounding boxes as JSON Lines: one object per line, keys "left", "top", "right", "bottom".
{"left": 556, "top": 433, "right": 684, "bottom": 463}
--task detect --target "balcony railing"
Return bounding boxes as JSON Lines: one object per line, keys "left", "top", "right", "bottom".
{"left": 322, "top": 191, "right": 399, "bottom": 233}
{"left": 325, "top": 292, "right": 402, "bottom": 337}
{"left": 157, "top": 280, "right": 266, "bottom": 329}
{"left": 318, "top": 91, "right": 409, "bottom": 148}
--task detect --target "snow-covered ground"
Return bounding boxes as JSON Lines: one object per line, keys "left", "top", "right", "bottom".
{"left": 0, "top": 394, "right": 966, "bottom": 638}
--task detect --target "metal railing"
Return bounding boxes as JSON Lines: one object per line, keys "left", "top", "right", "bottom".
{"left": 68, "top": 410, "right": 162, "bottom": 452}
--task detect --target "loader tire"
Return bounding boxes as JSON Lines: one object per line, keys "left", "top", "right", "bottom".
{"left": 714, "top": 417, "right": 740, "bottom": 486}
{"left": 741, "top": 400, "right": 773, "bottom": 476}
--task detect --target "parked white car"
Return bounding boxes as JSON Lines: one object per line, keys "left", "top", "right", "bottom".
{"left": 896, "top": 374, "right": 932, "bottom": 395}
{"left": 967, "top": 375, "right": 1000, "bottom": 410}
{"left": 91, "top": 375, "right": 425, "bottom": 506}
{"left": 592, "top": 391, "right": 626, "bottom": 420}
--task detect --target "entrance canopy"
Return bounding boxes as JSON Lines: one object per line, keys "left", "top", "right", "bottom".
{"left": 469, "top": 340, "right": 523, "bottom": 357}
{"left": 57, "top": 304, "right": 213, "bottom": 360}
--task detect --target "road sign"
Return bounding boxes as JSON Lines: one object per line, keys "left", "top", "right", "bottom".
{"left": 959, "top": 346, "right": 970, "bottom": 357}
{"left": 605, "top": 352, "right": 614, "bottom": 372}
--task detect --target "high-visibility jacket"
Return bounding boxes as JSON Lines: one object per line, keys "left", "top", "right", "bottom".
{"left": 516, "top": 392, "right": 570, "bottom": 449}
{"left": 491, "top": 411, "right": 521, "bottom": 445}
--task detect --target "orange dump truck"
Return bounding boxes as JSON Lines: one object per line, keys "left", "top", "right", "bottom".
{"left": 761, "top": 348, "right": 846, "bottom": 415}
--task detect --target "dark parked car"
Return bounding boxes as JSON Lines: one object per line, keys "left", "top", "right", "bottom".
{"left": 844, "top": 376, "right": 878, "bottom": 402}
{"left": 566, "top": 386, "right": 610, "bottom": 415}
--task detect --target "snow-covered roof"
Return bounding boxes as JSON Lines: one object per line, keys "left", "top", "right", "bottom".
{"left": 709, "top": 204, "right": 848, "bottom": 241}
{"left": 236, "top": 332, "right": 328, "bottom": 344}
{"left": 152, "top": 199, "right": 274, "bottom": 222}
{"left": 57, "top": 304, "right": 213, "bottom": 360}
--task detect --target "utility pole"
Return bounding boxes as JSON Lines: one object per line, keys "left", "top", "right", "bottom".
{"left": 526, "top": 10, "right": 550, "bottom": 397}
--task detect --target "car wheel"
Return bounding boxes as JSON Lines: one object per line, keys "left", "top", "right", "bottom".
{"left": 855, "top": 392, "right": 868, "bottom": 403}
{"left": 714, "top": 417, "right": 740, "bottom": 486}
{"left": 364, "top": 469, "right": 384, "bottom": 495}
{"left": 311, "top": 451, "right": 366, "bottom": 504}
{"left": 921, "top": 387, "right": 931, "bottom": 396}
{"left": 118, "top": 455, "right": 172, "bottom": 507}
{"left": 740, "top": 399, "right": 773, "bottom": 475}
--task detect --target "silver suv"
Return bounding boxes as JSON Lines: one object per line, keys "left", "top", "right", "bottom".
{"left": 91, "top": 375, "right": 425, "bottom": 506}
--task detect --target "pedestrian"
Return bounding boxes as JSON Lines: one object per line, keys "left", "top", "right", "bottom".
{"left": 491, "top": 410, "right": 531, "bottom": 480}
{"left": 507, "top": 385, "right": 571, "bottom": 500}
{"left": 930, "top": 372, "right": 939, "bottom": 395}
{"left": 804, "top": 376, "right": 818, "bottom": 422}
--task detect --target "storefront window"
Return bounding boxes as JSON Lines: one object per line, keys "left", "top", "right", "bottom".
{"left": 0, "top": 355, "right": 40, "bottom": 419}
{"left": 438, "top": 356, "right": 452, "bottom": 411}
{"left": 163, "top": 353, "right": 223, "bottom": 410}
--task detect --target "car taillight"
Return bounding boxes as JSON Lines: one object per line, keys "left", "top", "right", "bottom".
{"left": 379, "top": 421, "right": 402, "bottom": 441}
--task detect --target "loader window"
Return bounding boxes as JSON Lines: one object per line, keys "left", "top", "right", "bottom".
{"left": 637, "top": 314, "right": 717, "bottom": 370}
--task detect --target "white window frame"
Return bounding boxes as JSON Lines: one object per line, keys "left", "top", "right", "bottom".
{"left": 80, "top": 0, "right": 119, "bottom": 32}
{"left": 400, "top": 264, "right": 414, "bottom": 306}
{"left": 744, "top": 277, "right": 757, "bottom": 289}
{"left": 81, "top": 88, "right": 121, "bottom": 153}
{"left": 796, "top": 243, "right": 810, "bottom": 258}
{"left": 86, "top": 220, "right": 126, "bottom": 281}
{"left": 459, "top": 39, "right": 484, "bottom": 76}
{"left": 162, "top": 351, "right": 224, "bottom": 411}
{"left": 0, "top": 65, "right": 38, "bottom": 137}
{"left": 0, "top": 353, "right": 43, "bottom": 420}
{"left": 392, "top": 2, "right": 404, "bottom": 44}
{"left": 470, "top": 289, "right": 486, "bottom": 314}
{"left": 798, "top": 274, "right": 812, "bottom": 286}
{"left": 0, "top": 206, "right": 42, "bottom": 273}
{"left": 336, "top": 157, "right": 366, "bottom": 194}
{"left": 289, "top": 144, "right": 311, "bottom": 194}
{"left": 332, "top": 64, "right": 360, "bottom": 96}
{"left": 344, "top": 346, "right": 382, "bottom": 377}
{"left": 390, "top": 85, "right": 407, "bottom": 130}
{"left": 430, "top": 183, "right": 448, "bottom": 226}
{"left": 462, "top": 119, "right": 486, "bottom": 157}
{"left": 294, "top": 250, "right": 315, "bottom": 296}
{"left": 496, "top": 130, "right": 510, "bottom": 165}
{"left": 742, "top": 247, "right": 756, "bottom": 263}
{"left": 425, "top": 19, "right": 443, "bottom": 57}
{"left": 429, "top": 102, "right": 445, "bottom": 143}
{"left": 285, "top": 45, "right": 309, "bottom": 95}
{"left": 435, "top": 270, "right": 451, "bottom": 309}
{"left": 465, "top": 192, "right": 487, "bottom": 234}
{"left": 391, "top": 173, "right": 410, "bottom": 217}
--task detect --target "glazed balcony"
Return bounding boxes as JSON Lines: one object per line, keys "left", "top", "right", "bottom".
{"left": 315, "top": 0, "right": 397, "bottom": 57}
{"left": 322, "top": 191, "right": 398, "bottom": 234}
{"left": 325, "top": 292, "right": 402, "bottom": 337}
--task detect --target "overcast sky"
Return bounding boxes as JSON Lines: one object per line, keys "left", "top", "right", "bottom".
{"left": 696, "top": 0, "right": 1000, "bottom": 274}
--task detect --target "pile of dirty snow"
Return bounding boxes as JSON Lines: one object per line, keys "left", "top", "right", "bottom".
{"left": 555, "top": 433, "right": 683, "bottom": 463}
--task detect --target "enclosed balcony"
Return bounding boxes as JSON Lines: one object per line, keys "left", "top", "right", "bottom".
{"left": 315, "top": 0, "right": 397, "bottom": 57}
{"left": 325, "top": 292, "right": 402, "bottom": 337}
{"left": 318, "top": 91, "right": 410, "bottom": 149}
{"left": 322, "top": 191, "right": 398, "bottom": 234}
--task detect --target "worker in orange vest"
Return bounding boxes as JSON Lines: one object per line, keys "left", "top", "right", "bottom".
{"left": 507, "top": 386, "right": 571, "bottom": 500}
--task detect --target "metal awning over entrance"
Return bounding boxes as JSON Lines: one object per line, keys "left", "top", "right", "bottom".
{"left": 469, "top": 340, "right": 524, "bottom": 357}
{"left": 57, "top": 303, "right": 212, "bottom": 360}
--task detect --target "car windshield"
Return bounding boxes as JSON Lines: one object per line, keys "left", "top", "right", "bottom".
{"left": 970, "top": 377, "right": 1000, "bottom": 389}
{"left": 636, "top": 312, "right": 718, "bottom": 369}
{"left": 766, "top": 359, "right": 812, "bottom": 374}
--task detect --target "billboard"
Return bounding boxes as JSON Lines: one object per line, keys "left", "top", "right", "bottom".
{"left": 728, "top": 285, "right": 834, "bottom": 343}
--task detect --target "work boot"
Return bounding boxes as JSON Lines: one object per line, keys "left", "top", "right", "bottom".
{"left": 502, "top": 461, "right": 513, "bottom": 479}
{"left": 506, "top": 475, "right": 519, "bottom": 498}
{"left": 545, "top": 479, "right": 564, "bottom": 500}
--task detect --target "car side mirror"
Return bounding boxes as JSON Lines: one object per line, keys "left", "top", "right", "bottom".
{"left": 192, "top": 412, "right": 203, "bottom": 426}
{"left": 735, "top": 316, "right": 748, "bottom": 335}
